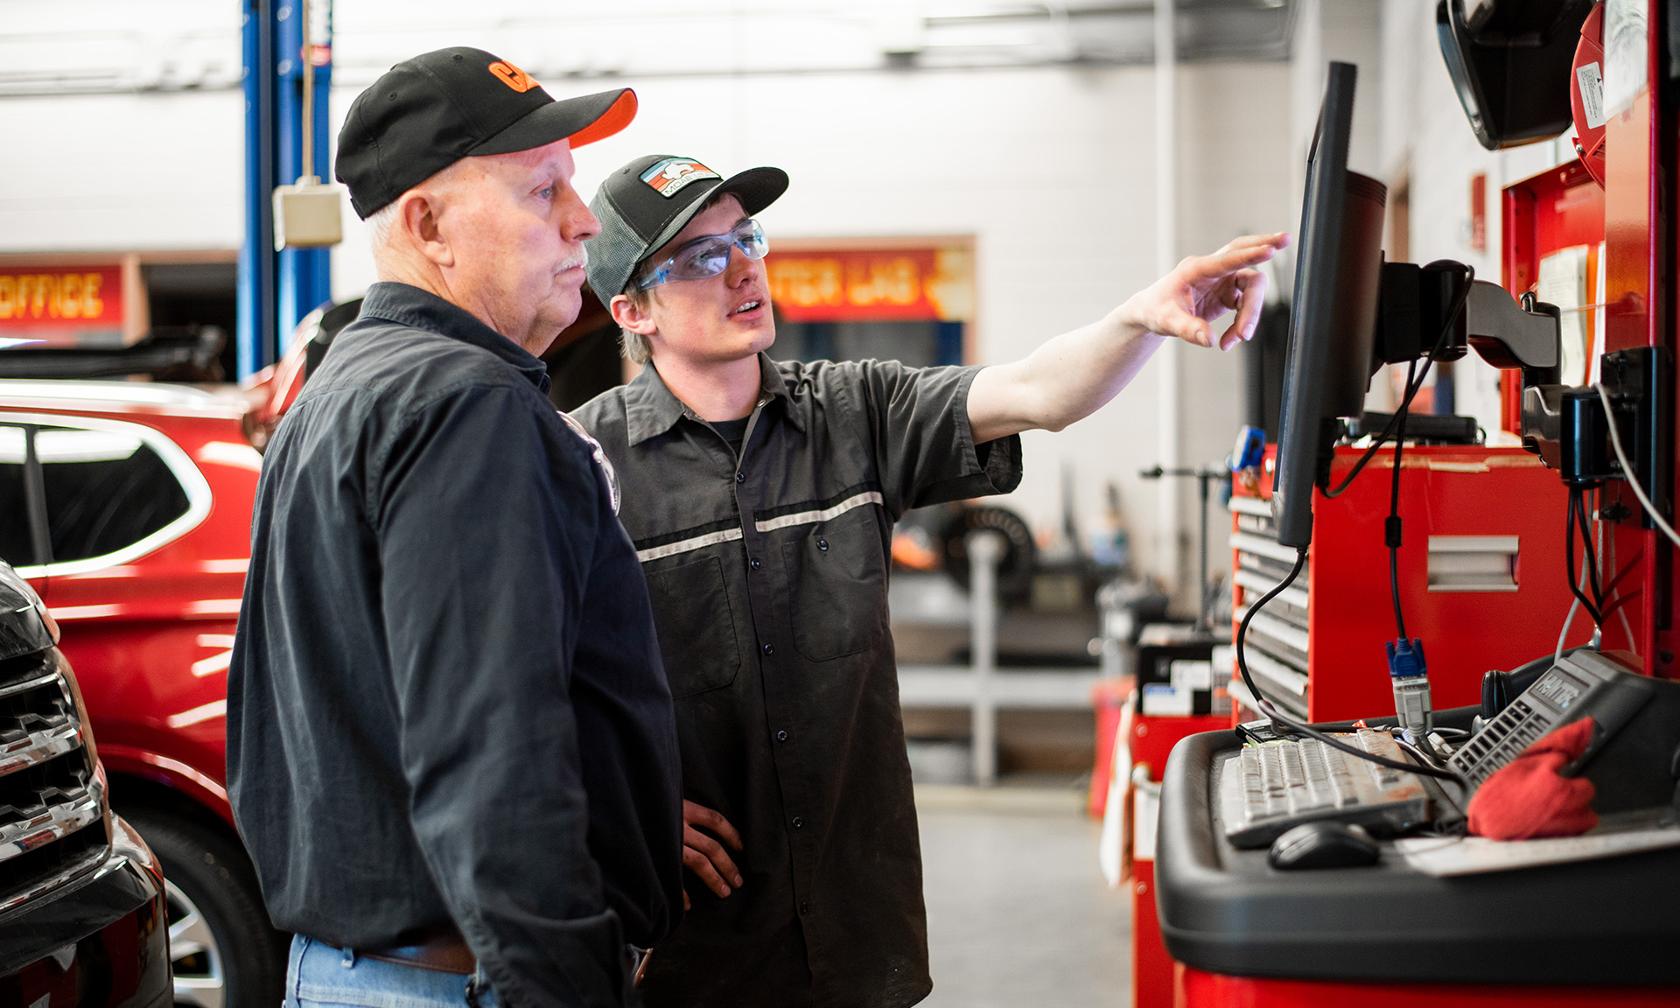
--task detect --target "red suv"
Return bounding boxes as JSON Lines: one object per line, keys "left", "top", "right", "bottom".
{"left": 0, "top": 377, "right": 281, "bottom": 1005}
{"left": 0, "top": 300, "right": 363, "bottom": 1006}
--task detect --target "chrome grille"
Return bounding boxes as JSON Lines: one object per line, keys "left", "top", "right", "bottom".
{"left": 0, "top": 647, "right": 107, "bottom": 910}
{"left": 0, "top": 648, "right": 53, "bottom": 692}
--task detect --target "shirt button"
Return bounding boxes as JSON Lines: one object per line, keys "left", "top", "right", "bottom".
{"left": 762, "top": 643, "right": 775, "bottom": 656}
{"left": 775, "top": 729, "right": 789, "bottom": 742}
{"left": 750, "top": 557, "right": 762, "bottom": 571}
{"left": 800, "top": 900, "right": 811, "bottom": 915}
{"left": 735, "top": 471, "right": 746, "bottom": 483}
{"left": 816, "top": 537, "right": 829, "bottom": 552}
{"left": 792, "top": 816, "right": 804, "bottom": 829}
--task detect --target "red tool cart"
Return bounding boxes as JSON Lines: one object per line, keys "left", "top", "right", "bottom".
{"left": 1229, "top": 442, "right": 1578, "bottom": 724}
{"left": 1151, "top": 2, "right": 1680, "bottom": 1005}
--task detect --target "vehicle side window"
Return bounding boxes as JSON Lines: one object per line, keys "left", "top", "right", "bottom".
{"left": 0, "top": 424, "right": 39, "bottom": 565}
{"left": 35, "top": 424, "right": 190, "bottom": 565}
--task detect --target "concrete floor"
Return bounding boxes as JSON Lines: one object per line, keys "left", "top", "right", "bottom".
{"left": 916, "top": 783, "right": 1132, "bottom": 1008}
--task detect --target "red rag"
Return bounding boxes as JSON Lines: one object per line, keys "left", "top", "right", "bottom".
{"left": 1466, "top": 716, "right": 1599, "bottom": 841}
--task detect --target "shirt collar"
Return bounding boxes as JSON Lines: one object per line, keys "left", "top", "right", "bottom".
{"left": 624, "top": 353, "right": 802, "bottom": 447}
{"left": 357, "top": 282, "right": 551, "bottom": 392}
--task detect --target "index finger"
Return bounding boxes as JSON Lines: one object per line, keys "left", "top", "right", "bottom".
{"left": 1218, "top": 231, "right": 1290, "bottom": 255}
{"left": 1196, "top": 239, "right": 1284, "bottom": 278}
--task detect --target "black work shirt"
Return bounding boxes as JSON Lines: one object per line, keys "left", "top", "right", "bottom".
{"left": 573, "top": 356, "right": 1022, "bottom": 1008}
{"left": 228, "top": 282, "right": 683, "bottom": 1008}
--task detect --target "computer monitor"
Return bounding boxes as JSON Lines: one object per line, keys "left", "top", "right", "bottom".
{"left": 1271, "top": 61, "right": 1389, "bottom": 549}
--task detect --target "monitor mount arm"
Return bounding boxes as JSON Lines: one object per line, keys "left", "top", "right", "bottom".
{"left": 1372, "top": 259, "right": 1563, "bottom": 462}
{"left": 1371, "top": 259, "right": 1671, "bottom": 521}
{"left": 1464, "top": 283, "right": 1563, "bottom": 386}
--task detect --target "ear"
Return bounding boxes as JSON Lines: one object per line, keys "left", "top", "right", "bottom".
{"left": 399, "top": 191, "right": 453, "bottom": 269}
{"left": 610, "top": 292, "right": 658, "bottom": 336}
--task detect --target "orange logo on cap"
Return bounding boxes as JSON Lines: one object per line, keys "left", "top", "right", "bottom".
{"left": 488, "top": 60, "right": 538, "bottom": 93}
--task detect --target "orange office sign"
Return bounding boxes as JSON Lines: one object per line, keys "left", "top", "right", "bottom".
{"left": 766, "top": 248, "right": 969, "bottom": 322}
{"left": 0, "top": 264, "right": 126, "bottom": 347}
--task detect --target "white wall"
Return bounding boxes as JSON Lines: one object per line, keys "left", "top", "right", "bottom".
{"left": 0, "top": 90, "right": 243, "bottom": 253}
{"left": 1172, "top": 62, "right": 1295, "bottom": 587}
{"left": 1290, "top": 0, "right": 1384, "bottom": 181}
{"left": 0, "top": 1, "right": 1297, "bottom": 599}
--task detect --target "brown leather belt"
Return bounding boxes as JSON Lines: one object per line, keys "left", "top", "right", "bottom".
{"left": 361, "top": 929, "right": 476, "bottom": 974}
{"left": 358, "top": 931, "right": 650, "bottom": 984}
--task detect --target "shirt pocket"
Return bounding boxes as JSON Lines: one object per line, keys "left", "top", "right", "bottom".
{"left": 645, "top": 554, "right": 742, "bottom": 697}
{"left": 781, "top": 505, "right": 889, "bottom": 663}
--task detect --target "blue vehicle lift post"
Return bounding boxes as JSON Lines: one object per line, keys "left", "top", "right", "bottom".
{"left": 238, "top": 0, "right": 333, "bottom": 381}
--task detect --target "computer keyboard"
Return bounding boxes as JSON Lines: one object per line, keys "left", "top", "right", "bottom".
{"left": 1218, "top": 728, "right": 1434, "bottom": 849}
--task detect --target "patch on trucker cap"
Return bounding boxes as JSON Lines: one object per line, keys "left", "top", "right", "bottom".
{"left": 639, "top": 157, "right": 722, "bottom": 198}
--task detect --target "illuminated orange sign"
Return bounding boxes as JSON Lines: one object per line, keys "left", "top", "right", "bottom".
{"left": 767, "top": 248, "right": 966, "bottom": 322}
{"left": 0, "top": 265, "right": 125, "bottom": 346}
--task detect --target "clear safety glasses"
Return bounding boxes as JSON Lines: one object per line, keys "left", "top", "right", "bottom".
{"left": 634, "top": 218, "right": 769, "bottom": 291}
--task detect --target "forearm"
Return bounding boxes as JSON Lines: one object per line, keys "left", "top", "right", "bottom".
{"left": 970, "top": 303, "right": 1162, "bottom": 443}
{"left": 967, "top": 232, "right": 1284, "bottom": 444}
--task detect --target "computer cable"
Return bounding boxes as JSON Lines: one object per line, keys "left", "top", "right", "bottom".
{"left": 1385, "top": 357, "right": 1418, "bottom": 641}
{"left": 1234, "top": 547, "right": 1467, "bottom": 784}
{"left": 1574, "top": 488, "right": 1606, "bottom": 618}
{"left": 1596, "top": 488, "right": 1639, "bottom": 651}
{"left": 1554, "top": 487, "right": 1621, "bottom": 662}
{"left": 1564, "top": 486, "right": 1604, "bottom": 630}
{"left": 1323, "top": 263, "right": 1477, "bottom": 500}
{"left": 1424, "top": 727, "right": 1469, "bottom": 762}
{"left": 1389, "top": 731, "right": 1449, "bottom": 772}
{"left": 1375, "top": 324, "right": 1436, "bottom": 738}
{"left": 1596, "top": 382, "right": 1680, "bottom": 550}
{"left": 1554, "top": 511, "right": 1589, "bottom": 663}
{"left": 1553, "top": 595, "right": 1586, "bottom": 666}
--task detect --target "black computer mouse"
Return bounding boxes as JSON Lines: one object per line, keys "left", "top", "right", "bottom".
{"left": 1267, "top": 821, "right": 1381, "bottom": 870}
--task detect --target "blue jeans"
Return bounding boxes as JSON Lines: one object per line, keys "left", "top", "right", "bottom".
{"left": 286, "top": 934, "right": 500, "bottom": 1008}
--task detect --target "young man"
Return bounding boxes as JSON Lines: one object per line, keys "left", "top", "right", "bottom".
{"left": 573, "top": 153, "right": 1285, "bottom": 1008}
{"left": 228, "top": 52, "right": 681, "bottom": 1008}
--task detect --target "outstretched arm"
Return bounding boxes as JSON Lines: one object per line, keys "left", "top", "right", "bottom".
{"left": 968, "top": 232, "right": 1288, "bottom": 444}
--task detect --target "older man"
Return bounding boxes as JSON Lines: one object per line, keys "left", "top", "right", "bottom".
{"left": 228, "top": 50, "right": 681, "bottom": 1008}
{"left": 572, "top": 153, "right": 1285, "bottom": 1007}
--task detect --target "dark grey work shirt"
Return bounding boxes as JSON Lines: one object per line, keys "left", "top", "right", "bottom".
{"left": 228, "top": 282, "right": 683, "bottom": 1008}
{"left": 573, "top": 355, "right": 1022, "bottom": 1008}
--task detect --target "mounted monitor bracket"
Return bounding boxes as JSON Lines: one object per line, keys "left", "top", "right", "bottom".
{"left": 1471, "top": 284, "right": 1565, "bottom": 469}
{"left": 1374, "top": 261, "right": 1560, "bottom": 380}
{"left": 1372, "top": 259, "right": 1563, "bottom": 462}
{"left": 1466, "top": 284, "right": 1563, "bottom": 386}
{"left": 1523, "top": 385, "right": 1568, "bottom": 469}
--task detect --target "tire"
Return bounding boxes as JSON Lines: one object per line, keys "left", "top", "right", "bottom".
{"left": 120, "top": 808, "right": 287, "bottom": 1008}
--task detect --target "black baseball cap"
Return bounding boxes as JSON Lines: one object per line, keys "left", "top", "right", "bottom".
{"left": 587, "top": 154, "right": 788, "bottom": 301}
{"left": 335, "top": 47, "right": 637, "bottom": 219}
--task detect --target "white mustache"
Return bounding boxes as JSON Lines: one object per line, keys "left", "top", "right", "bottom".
{"left": 558, "top": 246, "right": 589, "bottom": 272}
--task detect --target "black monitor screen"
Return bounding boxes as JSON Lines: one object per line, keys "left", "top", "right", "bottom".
{"left": 1271, "top": 61, "right": 1388, "bottom": 549}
